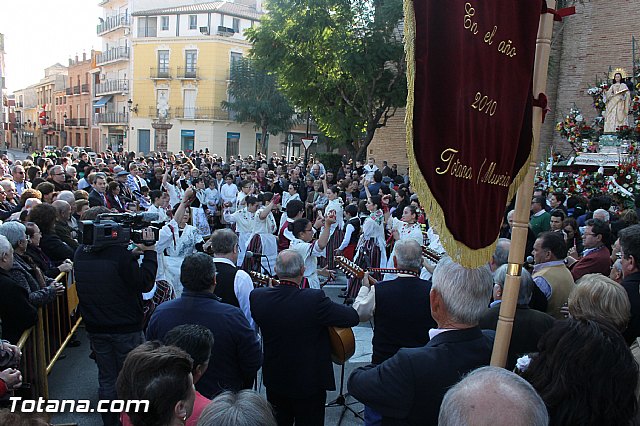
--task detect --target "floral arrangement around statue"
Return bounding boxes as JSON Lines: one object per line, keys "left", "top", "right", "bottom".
{"left": 555, "top": 108, "right": 599, "bottom": 154}
{"left": 616, "top": 125, "right": 637, "bottom": 141}
{"left": 587, "top": 82, "right": 609, "bottom": 114}
{"left": 613, "top": 161, "right": 640, "bottom": 194}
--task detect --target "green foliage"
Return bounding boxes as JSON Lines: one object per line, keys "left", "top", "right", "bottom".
{"left": 314, "top": 152, "right": 343, "bottom": 173}
{"left": 221, "top": 58, "right": 297, "bottom": 154}
{"left": 247, "top": 0, "right": 407, "bottom": 159}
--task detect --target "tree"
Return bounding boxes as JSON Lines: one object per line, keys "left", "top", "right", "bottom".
{"left": 248, "top": 0, "right": 406, "bottom": 160}
{"left": 221, "top": 58, "right": 297, "bottom": 155}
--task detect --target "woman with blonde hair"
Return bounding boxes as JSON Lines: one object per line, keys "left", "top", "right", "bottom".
{"left": 568, "top": 273, "right": 630, "bottom": 332}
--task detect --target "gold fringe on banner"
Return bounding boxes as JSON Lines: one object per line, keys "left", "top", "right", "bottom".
{"left": 403, "top": 0, "right": 535, "bottom": 269}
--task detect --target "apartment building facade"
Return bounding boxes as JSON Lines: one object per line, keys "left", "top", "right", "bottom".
{"left": 128, "top": 1, "right": 266, "bottom": 156}
{"left": 95, "top": 0, "right": 133, "bottom": 151}
{"left": 65, "top": 52, "right": 101, "bottom": 151}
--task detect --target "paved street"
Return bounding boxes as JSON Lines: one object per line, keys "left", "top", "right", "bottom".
{"left": 49, "top": 278, "right": 370, "bottom": 426}
{"left": 5, "top": 147, "right": 30, "bottom": 163}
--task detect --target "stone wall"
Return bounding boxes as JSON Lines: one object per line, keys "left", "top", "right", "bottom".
{"left": 367, "top": 108, "right": 409, "bottom": 171}
{"left": 545, "top": 1, "right": 640, "bottom": 155}
{"left": 371, "top": 1, "right": 640, "bottom": 165}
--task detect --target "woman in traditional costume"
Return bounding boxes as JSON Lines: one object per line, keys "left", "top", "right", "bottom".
{"left": 243, "top": 193, "right": 279, "bottom": 275}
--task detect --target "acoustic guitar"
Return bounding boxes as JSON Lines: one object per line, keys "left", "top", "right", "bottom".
{"left": 334, "top": 256, "right": 367, "bottom": 279}
{"left": 334, "top": 256, "right": 407, "bottom": 279}
{"left": 248, "top": 271, "right": 356, "bottom": 365}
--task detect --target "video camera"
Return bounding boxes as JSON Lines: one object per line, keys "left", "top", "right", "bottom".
{"left": 78, "top": 212, "right": 162, "bottom": 247}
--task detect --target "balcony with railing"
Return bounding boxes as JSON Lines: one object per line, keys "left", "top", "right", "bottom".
{"left": 73, "top": 86, "right": 81, "bottom": 95}
{"left": 65, "top": 118, "right": 88, "bottom": 127}
{"left": 149, "top": 106, "right": 172, "bottom": 120}
{"left": 95, "top": 79, "right": 128, "bottom": 96}
{"left": 177, "top": 67, "right": 199, "bottom": 80}
{"left": 81, "top": 84, "right": 90, "bottom": 94}
{"left": 174, "top": 107, "right": 228, "bottom": 120}
{"left": 96, "top": 47, "right": 130, "bottom": 66}
{"left": 97, "top": 13, "right": 129, "bottom": 35}
{"left": 150, "top": 67, "right": 172, "bottom": 80}
{"left": 95, "top": 112, "right": 128, "bottom": 125}
{"left": 65, "top": 87, "right": 72, "bottom": 96}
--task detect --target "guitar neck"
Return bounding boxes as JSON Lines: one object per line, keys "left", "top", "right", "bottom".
{"left": 249, "top": 271, "right": 280, "bottom": 287}
{"left": 422, "top": 246, "right": 443, "bottom": 263}
{"left": 334, "top": 256, "right": 365, "bottom": 279}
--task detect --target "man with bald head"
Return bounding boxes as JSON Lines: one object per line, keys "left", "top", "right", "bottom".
{"left": 251, "top": 250, "right": 359, "bottom": 425}
{"left": 439, "top": 366, "right": 548, "bottom": 426}
{"left": 53, "top": 200, "right": 79, "bottom": 250}
{"left": 348, "top": 257, "right": 495, "bottom": 425}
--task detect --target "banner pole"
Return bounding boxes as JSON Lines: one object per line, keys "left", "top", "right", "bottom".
{"left": 490, "top": 1, "right": 556, "bottom": 368}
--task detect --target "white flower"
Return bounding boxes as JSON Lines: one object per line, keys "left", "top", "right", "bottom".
{"left": 576, "top": 114, "right": 584, "bottom": 122}
{"left": 515, "top": 355, "right": 532, "bottom": 372}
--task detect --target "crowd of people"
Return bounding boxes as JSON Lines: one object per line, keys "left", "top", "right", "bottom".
{"left": 0, "top": 147, "right": 639, "bottom": 425}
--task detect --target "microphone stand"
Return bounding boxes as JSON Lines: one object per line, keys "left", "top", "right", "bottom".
{"left": 326, "top": 363, "right": 363, "bottom": 424}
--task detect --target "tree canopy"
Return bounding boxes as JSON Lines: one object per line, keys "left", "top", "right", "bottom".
{"left": 247, "top": 0, "right": 406, "bottom": 159}
{"left": 221, "top": 57, "right": 297, "bottom": 155}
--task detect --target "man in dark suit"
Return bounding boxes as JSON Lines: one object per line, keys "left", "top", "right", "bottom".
{"left": 569, "top": 219, "right": 611, "bottom": 280}
{"left": 88, "top": 173, "right": 108, "bottom": 208}
{"left": 479, "top": 266, "right": 554, "bottom": 370}
{"left": 147, "top": 253, "right": 262, "bottom": 398}
{"left": 619, "top": 224, "right": 640, "bottom": 344}
{"left": 250, "top": 250, "right": 360, "bottom": 426}
{"left": 353, "top": 239, "right": 436, "bottom": 425}
{"left": 348, "top": 257, "right": 495, "bottom": 426}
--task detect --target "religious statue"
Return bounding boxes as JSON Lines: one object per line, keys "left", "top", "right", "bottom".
{"left": 603, "top": 68, "right": 630, "bottom": 133}
{"left": 157, "top": 92, "right": 169, "bottom": 120}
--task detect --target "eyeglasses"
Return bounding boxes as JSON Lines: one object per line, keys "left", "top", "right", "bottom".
{"left": 583, "top": 233, "right": 597, "bottom": 237}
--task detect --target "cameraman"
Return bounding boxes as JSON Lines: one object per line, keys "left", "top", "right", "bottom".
{"left": 74, "top": 206, "right": 158, "bottom": 426}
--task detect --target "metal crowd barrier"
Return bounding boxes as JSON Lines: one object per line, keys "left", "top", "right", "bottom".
{"left": 16, "top": 271, "right": 83, "bottom": 399}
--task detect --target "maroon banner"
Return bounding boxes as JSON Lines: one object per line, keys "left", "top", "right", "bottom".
{"left": 405, "top": 0, "right": 543, "bottom": 266}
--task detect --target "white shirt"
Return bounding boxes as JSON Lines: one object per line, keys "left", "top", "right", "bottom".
{"left": 204, "top": 188, "right": 220, "bottom": 209}
{"left": 352, "top": 272, "right": 416, "bottom": 322}
{"left": 223, "top": 207, "right": 256, "bottom": 234}
{"left": 253, "top": 208, "right": 277, "bottom": 235}
{"left": 363, "top": 164, "right": 379, "bottom": 181}
{"left": 212, "top": 257, "right": 255, "bottom": 329}
{"left": 147, "top": 204, "right": 168, "bottom": 223}
{"left": 289, "top": 238, "right": 326, "bottom": 289}
{"left": 163, "top": 182, "right": 181, "bottom": 208}
{"left": 221, "top": 183, "right": 238, "bottom": 203}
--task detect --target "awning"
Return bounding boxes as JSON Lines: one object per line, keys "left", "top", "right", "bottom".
{"left": 93, "top": 95, "right": 113, "bottom": 108}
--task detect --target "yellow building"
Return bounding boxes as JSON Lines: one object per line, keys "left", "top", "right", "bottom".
{"left": 129, "top": 2, "right": 266, "bottom": 156}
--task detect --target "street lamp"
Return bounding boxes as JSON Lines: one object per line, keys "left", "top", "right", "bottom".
{"left": 127, "top": 99, "right": 138, "bottom": 114}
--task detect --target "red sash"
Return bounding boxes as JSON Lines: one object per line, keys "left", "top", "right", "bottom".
{"left": 277, "top": 221, "right": 291, "bottom": 252}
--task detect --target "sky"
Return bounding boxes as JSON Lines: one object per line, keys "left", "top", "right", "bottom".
{"left": 1, "top": 0, "right": 102, "bottom": 93}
